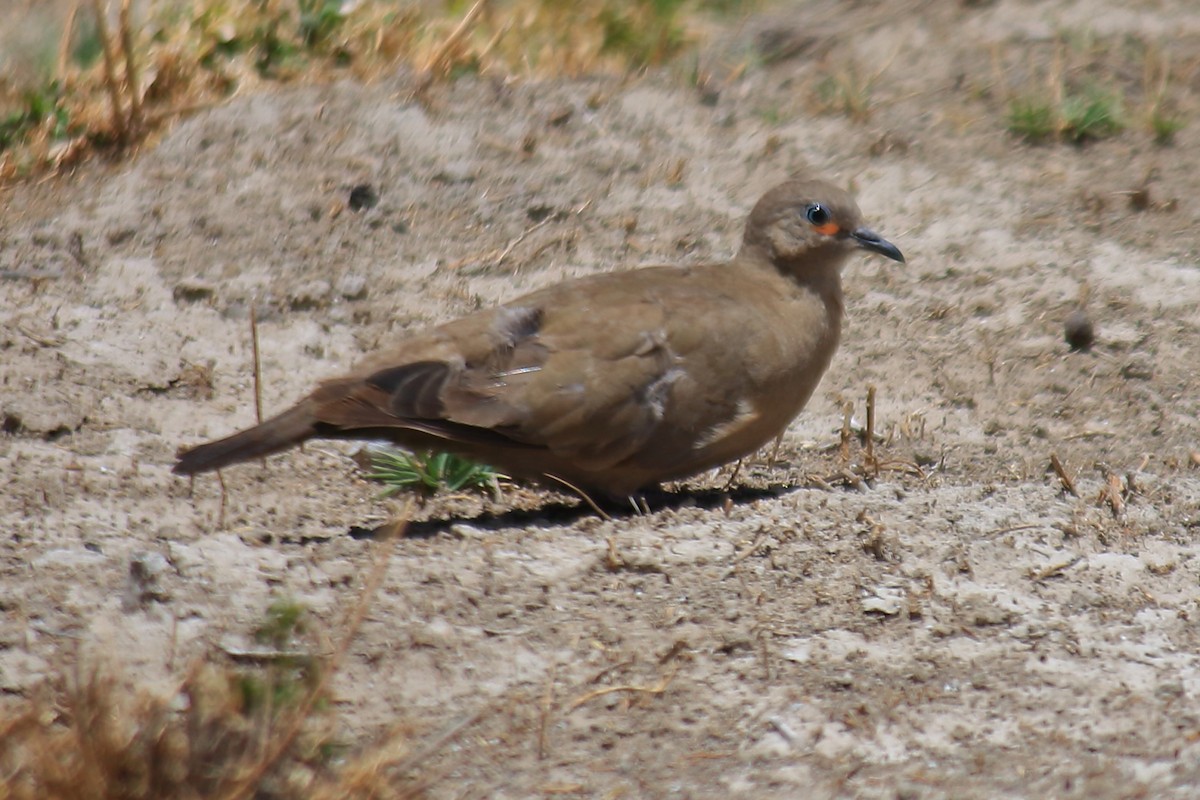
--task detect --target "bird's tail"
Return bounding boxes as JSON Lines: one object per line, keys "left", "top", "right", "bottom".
{"left": 173, "top": 403, "right": 317, "bottom": 475}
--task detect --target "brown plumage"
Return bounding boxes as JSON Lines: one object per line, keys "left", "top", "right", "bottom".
{"left": 173, "top": 177, "right": 904, "bottom": 498}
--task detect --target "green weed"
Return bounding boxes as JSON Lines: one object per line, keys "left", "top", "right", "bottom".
{"left": 1008, "top": 86, "right": 1124, "bottom": 143}
{"left": 367, "top": 447, "right": 502, "bottom": 496}
{"left": 1007, "top": 97, "right": 1057, "bottom": 141}
{"left": 1060, "top": 86, "right": 1123, "bottom": 142}
{"left": 1149, "top": 109, "right": 1184, "bottom": 145}
{"left": 0, "top": 82, "right": 73, "bottom": 152}
{"left": 243, "top": 598, "right": 321, "bottom": 715}
{"left": 813, "top": 64, "right": 880, "bottom": 122}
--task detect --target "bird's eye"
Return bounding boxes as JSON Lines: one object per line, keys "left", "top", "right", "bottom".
{"left": 805, "top": 204, "right": 830, "bottom": 226}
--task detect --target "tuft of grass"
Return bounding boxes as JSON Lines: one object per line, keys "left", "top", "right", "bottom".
{"left": 367, "top": 447, "right": 503, "bottom": 497}
{"left": 0, "top": 637, "right": 415, "bottom": 799}
{"left": 1149, "top": 109, "right": 1184, "bottom": 145}
{"left": 1, "top": 0, "right": 751, "bottom": 185}
{"left": 1060, "top": 86, "right": 1123, "bottom": 142}
{"left": 241, "top": 598, "right": 322, "bottom": 718}
{"left": 1002, "top": 31, "right": 1190, "bottom": 147}
{"left": 256, "top": 597, "right": 309, "bottom": 650}
{"left": 1008, "top": 86, "right": 1124, "bottom": 144}
{"left": 1007, "top": 97, "right": 1057, "bottom": 142}
{"left": 298, "top": 0, "right": 349, "bottom": 49}
{"left": 1143, "top": 46, "right": 1186, "bottom": 146}
{"left": 814, "top": 68, "right": 874, "bottom": 121}
{"left": 598, "top": 0, "right": 689, "bottom": 69}
{"left": 0, "top": 82, "right": 75, "bottom": 152}
{"left": 0, "top": 518, "right": 454, "bottom": 799}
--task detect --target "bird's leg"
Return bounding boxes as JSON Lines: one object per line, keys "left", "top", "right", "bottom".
{"left": 216, "top": 469, "right": 228, "bottom": 529}
{"left": 769, "top": 433, "right": 784, "bottom": 466}
{"left": 625, "top": 494, "right": 652, "bottom": 515}
{"left": 721, "top": 458, "right": 745, "bottom": 491}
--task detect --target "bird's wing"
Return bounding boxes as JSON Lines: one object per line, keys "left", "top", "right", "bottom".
{"left": 310, "top": 272, "right": 686, "bottom": 470}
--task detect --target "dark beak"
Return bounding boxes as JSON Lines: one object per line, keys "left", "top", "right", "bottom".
{"left": 851, "top": 227, "right": 905, "bottom": 263}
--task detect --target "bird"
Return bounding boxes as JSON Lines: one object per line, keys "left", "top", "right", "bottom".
{"left": 173, "top": 175, "right": 904, "bottom": 500}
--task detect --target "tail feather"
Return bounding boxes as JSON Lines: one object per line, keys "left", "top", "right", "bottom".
{"left": 173, "top": 404, "right": 317, "bottom": 475}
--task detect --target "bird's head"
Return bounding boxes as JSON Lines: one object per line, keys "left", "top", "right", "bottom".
{"left": 740, "top": 179, "right": 905, "bottom": 273}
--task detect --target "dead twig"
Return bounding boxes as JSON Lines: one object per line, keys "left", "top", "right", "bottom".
{"left": 118, "top": 0, "right": 142, "bottom": 131}
{"left": 982, "top": 522, "right": 1054, "bottom": 539}
{"left": 731, "top": 530, "right": 769, "bottom": 566}
{"left": 250, "top": 303, "right": 263, "bottom": 425}
{"left": 865, "top": 385, "right": 877, "bottom": 476}
{"left": 56, "top": 1, "right": 81, "bottom": 78}
{"left": 217, "top": 506, "right": 409, "bottom": 800}
{"left": 721, "top": 458, "right": 744, "bottom": 492}
{"left": 768, "top": 433, "right": 784, "bottom": 466}
{"left": 537, "top": 664, "right": 556, "bottom": 760}
{"left": 543, "top": 473, "right": 610, "bottom": 520}
{"left": 839, "top": 400, "right": 853, "bottom": 462}
{"left": 423, "top": 0, "right": 487, "bottom": 76}
{"left": 448, "top": 200, "right": 591, "bottom": 272}
{"left": 16, "top": 325, "right": 65, "bottom": 347}
{"left": 91, "top": 0, "right": 127, "bottom": 141}
{"left": 1062, "top": 430, "right": 1118, "bottom": 440}
{"left": 1029, "top": 555, "right": 1083, "bottom": 582}
{"left": 566, "top": 665, "right": 677, "bottom": 712}
{"left": 389, "top": 708, "right": 489, "bottom": 785}
{"left": 1097, "top": 471, "right": 1126, "bottom": 517}
{"left": 216, "top": 469, "right": 228, "bottom": 529}
{"left": 1049, "top": 452, "right": 1079, "bottom": 497}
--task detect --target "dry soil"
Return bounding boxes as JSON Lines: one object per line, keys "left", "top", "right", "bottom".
{"left": 3, "top": 1, "right": 1200, "bottom": 797}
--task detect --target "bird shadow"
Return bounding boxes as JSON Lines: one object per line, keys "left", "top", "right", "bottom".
{"left": 338, "top": 481, "right": 806, "bottom": 542}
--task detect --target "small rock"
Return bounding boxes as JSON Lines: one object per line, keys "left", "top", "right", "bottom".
{"left": 174, "top": 277, "right": 217, "bottom": 304}
{"left": 124, "top": 551, "right": 172, "bottom": 609}
{"left": 335, "top": 273, "right": 368, "bottom": 300}
{"left": 410, "top": 617, "right": 459, "bottom": 648}
{"left": 107, "top": 227, "right": 136, "bottom": 246}
{"left": 432, "top": 162, "right": 476, "bottom": 185}
{"left": 321, "top": 561, "right": 357, "bottom": 588}
{"left": 165, "top": 540, "right": 197, "bottom": 574}
{"left": 547, "top": 106, "right": 573, "bottom": 127}
{"left": 1121, "top": 357, "right": 1154, "bottom": 381}
{"left": 289, "top": 279, "right": 332, "bottom": 310}
{"left": 1128, "top": 185, "right": 1151, "bottom": 212}
{"left": 32, "top": 548, "right": 105, "bottom": 569}
{"left": 450, "top": 523, "right": 486, "bottom": 540}
{"left": 347, "top": 183, "right": 379, "bottom": 212}
{"left": 960, "top": 595, "right": 1014, "bottom": 626}
{"left": 862, "top": 594, "right": 903, "bottom": 616}
{"left": 1064, "top": 308, "right": 1095, "bottom": 351}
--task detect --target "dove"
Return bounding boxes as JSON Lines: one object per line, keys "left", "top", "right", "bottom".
{"left": 174, "top": 176, "right": 904, "bottom": 499}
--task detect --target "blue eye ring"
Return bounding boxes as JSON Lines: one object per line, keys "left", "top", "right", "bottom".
{"left": 805, "top": 203, "right": 830, "bottom": 226}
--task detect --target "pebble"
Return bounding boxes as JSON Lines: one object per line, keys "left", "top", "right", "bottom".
{"left": 1064, "top": 308, "right": 1095, "bottom": 351}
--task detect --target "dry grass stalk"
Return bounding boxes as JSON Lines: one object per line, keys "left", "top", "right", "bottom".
{"left": 219, "top": 510, "right": 408, "bottom": 800}
{"left": 422, "top": 0, "right": 489, "bottom": 78}
{"left": 1098, "top": 471, "right": 1126, "bottom": 517}
{"left": 1049, "top": 452, "right": 1079, "bottom": 497}
{"left": 0, "top": 511, "right": 426, "bottom": 800}
{"left": 3, "top": 0, "right": 720, "bottom": 185}
{"left": 538, "top": 664, "right": 557, "bottom": 760}
{"left": 91, "top": 0, "right": 128, "bottom": 141}
{"left": 839, "top": 400, "right": 853, "bottom": 462}
{"left": 118, "top": 0, "right": 143, "bottom": 130}
{"left": 566, "top": 665, "right": 678, "bottom": 712}
{"left": 250, "top": 302, "right": 263, "bottom": 426}
{"left": 865, "top": 385, "right": 877, "bottom": 476}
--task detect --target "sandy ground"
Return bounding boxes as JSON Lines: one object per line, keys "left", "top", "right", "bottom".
{"left": 4, "top": 0, "right": 1200, "bottom": 796}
